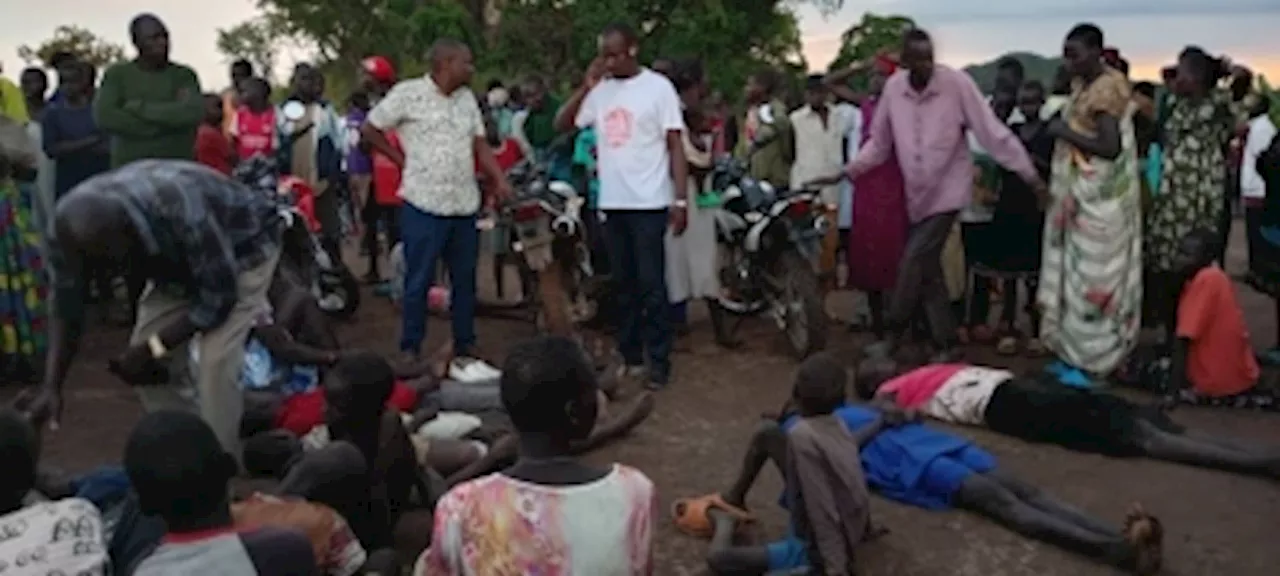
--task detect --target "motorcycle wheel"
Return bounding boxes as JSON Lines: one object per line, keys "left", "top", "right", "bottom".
{"left": 320, "top": 268, "right": 362, "bottom": 320}
{"left": 778, "top": 251, "right": 827, "bottom": 359}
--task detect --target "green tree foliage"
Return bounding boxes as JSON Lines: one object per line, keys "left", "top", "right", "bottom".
{"left": 485, "top": 0, "right": 807, "bottom": 96}
{"left": 1258, "top": 76, "right": 1280, "bottom": 127}
{"left": 964, "top": 52, "right": 1062, "bottom": 94}
{"left": 253, "top": 0, "right": 825, "bottom": 101}
{"left": 17, "top": 25, "right": 126, "bottom": 69}
{"left": 825, "top": 13, "right": 915, "bottom": 91}
{"left": 216, "top": 17, "right": 289, "bottom": 83}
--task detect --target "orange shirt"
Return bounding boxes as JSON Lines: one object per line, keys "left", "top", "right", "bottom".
{"left": 1176, "top": 265, "right": 1260, "bottom": 397}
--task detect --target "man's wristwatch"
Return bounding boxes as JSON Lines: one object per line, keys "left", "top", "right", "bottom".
{"left": 146, "top": 335, "right": 168, "bottom": 359}
{"left": 673, "top": 199, "right": 689, "bottom": 208}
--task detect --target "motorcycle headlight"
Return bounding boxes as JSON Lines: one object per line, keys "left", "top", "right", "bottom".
{"left": 813, "top": 215, "right": 830, "bottom": 234}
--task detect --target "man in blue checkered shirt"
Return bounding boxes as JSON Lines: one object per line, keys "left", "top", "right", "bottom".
{"left": 25, "top": 159, "right": 285, "bottom": 459}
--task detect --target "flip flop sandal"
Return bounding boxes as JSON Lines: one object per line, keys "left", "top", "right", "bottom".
{"left": 955, "top": 327, "right": 971, "bottom": 345}
{"left": 671, "top": 494, "right": 755, "bottom": 539}
{"left": 1024, "top": 338, "right": 1047, "bottom": 357}
{"left": 996, "top": 336, "right": 1019, "bottom": 356}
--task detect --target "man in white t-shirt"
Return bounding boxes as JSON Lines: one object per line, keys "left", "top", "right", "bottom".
{"left": 1241, "top": 98, "right": 1276, "bottom": 273}
{"left": 555, "top": 22, "right": 689, "bottom": 389}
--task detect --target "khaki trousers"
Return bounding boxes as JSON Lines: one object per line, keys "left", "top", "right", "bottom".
{"left": 132, "top": 248, "right": 281, "bottom": 459}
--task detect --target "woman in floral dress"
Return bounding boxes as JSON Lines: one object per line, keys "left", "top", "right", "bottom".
{"left": 1145, "top": 48, "right": 1235, "bottom": 328}
{"left": 1037, "top": 24, "right": 1143, "bottom": 377}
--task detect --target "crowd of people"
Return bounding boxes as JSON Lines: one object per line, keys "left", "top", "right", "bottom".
{"left": 0, "top": 8, "right": 1278, "bottom": 575}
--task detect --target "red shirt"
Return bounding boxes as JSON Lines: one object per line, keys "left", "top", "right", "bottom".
{"left": 475, "top": 138, "right": 525, "bottom": 174}
{"left": 234, "top": 106, "right": 276, "bottom": 160}
{"left": 372, "top": 131, "right": 404, "bottom": 206}
{"left": 195, "top": 124, "right": 233, "bottom": 175}
{"left": 1177, "top": 265, "right": 1260, "bottom": 397}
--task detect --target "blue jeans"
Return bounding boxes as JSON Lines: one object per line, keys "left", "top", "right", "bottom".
{"left": 400, "top": 204, "right": 478, "bottom": 354}
{"left": 604, "top": 210, "right": 671, "bottom": 379}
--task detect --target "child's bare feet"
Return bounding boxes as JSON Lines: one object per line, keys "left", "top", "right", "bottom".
{"left": 1123, "top": 503, "right": 1163, "bottom": 575}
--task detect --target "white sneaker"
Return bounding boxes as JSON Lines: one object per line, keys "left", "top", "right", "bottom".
{"left": 449, "top": 358, "right": 502, "bottom": 383}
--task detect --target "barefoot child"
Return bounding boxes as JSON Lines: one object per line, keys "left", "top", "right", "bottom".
{"left": 678, "top": 354, "right": 881, "bottom": 575}
{"left": 678, "top": 359, "right": 1165, "bottom": 575}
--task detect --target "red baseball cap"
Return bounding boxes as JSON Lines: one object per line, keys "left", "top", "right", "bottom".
{"left": 361, "top": 56, "right": 396, "bottom": 84}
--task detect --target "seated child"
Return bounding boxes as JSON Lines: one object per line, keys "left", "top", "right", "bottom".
{"left": 397, "top": 355, "right": 655, "bottom": 457}
{"left": 0, "top": 409, "right": 110, "bottom": 576}
{"left": 195, "top": 93, "right": 234, "bottom": 175}
{"left": 1166, "top": 229, "right": 1271, "bottom": 409}
{"left": 678, "top": 354, "right": 881, "bottom": 575}
{"left": 677, "top": 365, "right": 1165, "bottom": 575}
{"left": 414, "top": 336, "right": 655, "bottom": 575}
{"left": 857, "top": 357, "right": 1280, "bottom": 478}
{"left": 124, "top": 411, "right": 316, "bottom": 576}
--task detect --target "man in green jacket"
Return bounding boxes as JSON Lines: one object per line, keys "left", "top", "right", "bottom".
{"left": 94, "top": 14, "right": 203, "bottom": 168}
{"left": 737, "top": 69, "right": 793, "bottom": 188}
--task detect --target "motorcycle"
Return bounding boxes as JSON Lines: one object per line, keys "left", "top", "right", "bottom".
{"left": 495, "top": 147, "right": 597, "bottom": 336}
{"left": 711, "top": 156, "right": 829, "bottom": 358}
{"left": 232, "top": 100, "right": 361, "bottom": 320}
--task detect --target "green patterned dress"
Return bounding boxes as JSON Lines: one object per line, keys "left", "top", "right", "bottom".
{"left": 1145, "top": 92, "right": 1234, "bottom": 273}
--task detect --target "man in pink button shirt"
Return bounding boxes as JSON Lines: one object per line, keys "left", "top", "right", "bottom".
{"left": 847, "top": 29, "right": 1046, "bottom": 361}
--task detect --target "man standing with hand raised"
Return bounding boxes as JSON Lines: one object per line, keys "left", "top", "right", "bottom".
{"left": 94, "top": 14, "right": 203, "bottom": 167}
{"left": 555, "top": 22, "right": 689, "bottom": 389}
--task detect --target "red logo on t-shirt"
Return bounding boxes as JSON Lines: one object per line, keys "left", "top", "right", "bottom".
{"left": 602, "top": 107, "right": 634, "bottom": 148}
{"left": 235, "top": 107, "right": 276, "bottom": 160}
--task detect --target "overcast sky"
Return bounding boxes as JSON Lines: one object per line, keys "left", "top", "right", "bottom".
{"left": 1, "top": 0, "right": 1277, "bottom": 89}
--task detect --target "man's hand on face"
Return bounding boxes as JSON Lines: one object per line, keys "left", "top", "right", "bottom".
{"left": 585, "top": 58, "right": 607, "bottom": 88}
{"left": 108, "top": 344, "right": 170, "bottom": 387}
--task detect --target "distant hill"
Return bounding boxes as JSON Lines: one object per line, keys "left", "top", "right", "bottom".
{"left": 964, "top": 52, "right": 1062, "bottom": 94}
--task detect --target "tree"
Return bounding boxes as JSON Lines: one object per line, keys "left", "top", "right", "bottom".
{"left": 824, "top": 13, "right": 915, "bottom": 92}
{"left": 255, "top": 0, "right": 827, "bottom": 101}
{"left": 216, "top": 17, "right": 287, "bottom": 83}
{"left": 17, "top": 25, "right": 126, "bottom": 69}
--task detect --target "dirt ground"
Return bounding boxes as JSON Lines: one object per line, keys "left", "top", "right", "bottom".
{"left": 19, "top": 223, "right": 1280, "bottom": 575}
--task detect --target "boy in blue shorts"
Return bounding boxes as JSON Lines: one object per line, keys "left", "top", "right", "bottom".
{"left": 681, "top": 357, "right": 1165, "bottom": 575}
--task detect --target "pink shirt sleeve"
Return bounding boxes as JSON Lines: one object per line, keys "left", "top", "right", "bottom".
{"left": 956, "top": 73, "right": 1038, "bottom": 184}
{"left": 846, "top": 96, "right": 894, "bottom": 179}
{"left": 877, "top": 364, "right": 968, "bottom": 409}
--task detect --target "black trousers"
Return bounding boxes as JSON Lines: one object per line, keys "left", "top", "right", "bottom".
{"left": 888, "top": 210, "right": 960, "bottom": 348}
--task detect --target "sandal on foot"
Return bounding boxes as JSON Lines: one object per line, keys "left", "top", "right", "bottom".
{"left": 956, "top": 326, "right": 971, "bottom": 345}
{"left": 996, "top": 336, "right": 1019, "bottom": 356}
{"left": 671, "top": 494, "right": 755, "bottom": 539}
{"left": 1024, "top": 338, "right": 1047, "bottom": 357}
{"left": 1123, "top": 503, "right": 1164, "bottom": 576}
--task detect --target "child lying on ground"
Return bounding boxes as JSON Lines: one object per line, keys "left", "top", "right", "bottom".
{"left": 856, "top": 356, "right": 1280, "bottom": 479}
{"left": 675, "top": 360, "right": 1165, "bottom": 575}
